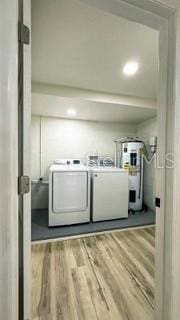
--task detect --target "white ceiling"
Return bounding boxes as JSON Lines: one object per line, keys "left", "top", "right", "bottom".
{"left": 32, "top": 93, "right": 157, "bottom": 124}
{"left": 31, "top": 0, "right": 159, "bottom": 100}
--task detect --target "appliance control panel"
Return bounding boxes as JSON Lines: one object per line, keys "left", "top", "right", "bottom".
{"left": 54, "top": 159, "right": 81, "bottom": 165}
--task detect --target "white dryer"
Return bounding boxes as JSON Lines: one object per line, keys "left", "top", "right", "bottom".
{"left": 91, "top": 167, "right": 128, "bottom": 222}
{"left": 49, "top": 159, "right": 90, "bottom": 226}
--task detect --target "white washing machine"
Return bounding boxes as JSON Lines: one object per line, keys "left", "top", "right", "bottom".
{"left": 91, "top": 167, "right": 128, "bottom": 222}
{"left": 49, "top": 159, "right": 90, "bottom": 226}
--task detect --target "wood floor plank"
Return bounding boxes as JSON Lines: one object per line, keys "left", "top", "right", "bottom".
{"left": 38, "top": 244, "right": 53, "bottom": 320}
{"left": 114, "top": 231, "right": 154, "bottom": 277}
{"left": 109, "top": 234, "right": 154, "bottom": 307}
{"left": 32, "top": 227, "right": 155, "bottom": 320}
{"left": 112, "top": 232, "right": 154, "bottom": 282}
{"left": 54, "top": 241, "right": 73, "bottom": 319}
{"left": 136, "top": 229, "right": 155, "bottom": 247}
{"left": 83, "top": 236, "right": 126, "bottom": 320}
{"left": 82, "top": 238, "right": 123, "bottom": 320}
{"left": 145, "top": 227, "right": 155, "bottom": 238}
{"left": 71, "top": 266, "right": 98, "bottom": 320}
{"left": 128, "top": 229, "right": 155, "bottom": 261}
{"left": 70, "top": 239, "right": 86, "bottom": 268}
{"left": 85, "top": 234, "right": 153, "bottom": 320}
{"left": 31, "top": 244, "right": 49, "bottom": 319}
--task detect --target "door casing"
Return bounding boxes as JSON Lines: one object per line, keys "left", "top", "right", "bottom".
{"left": 1, "top": 0, "right": 180, "bottom": 319}
{"left": 22, "top": 0, "right": 179, "bottom": 319}
{"left": 20, "top": 0, "right": 179, "bottom": 319}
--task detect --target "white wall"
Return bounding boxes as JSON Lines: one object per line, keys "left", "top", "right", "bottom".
{"left": 31, "top": 115, "right": 137, "bottom": 209}
{"left": 137, "top": 117, "right": 157, "bottom": 211}
{"left": 31, "top": 115, "right": 157, "bottom": 210}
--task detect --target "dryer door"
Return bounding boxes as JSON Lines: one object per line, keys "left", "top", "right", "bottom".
{"left": 53, "top": 171, "right": 88, "bottom": 213}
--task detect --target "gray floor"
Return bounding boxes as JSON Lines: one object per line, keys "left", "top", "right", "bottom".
{"left": 31, "top": 209, "right": 155, "bottom": 242}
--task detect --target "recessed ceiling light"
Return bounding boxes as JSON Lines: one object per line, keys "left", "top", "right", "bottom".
{"left": 67, "top": 108, "right": 77, "bottom": 116}
{"left": 123, "top": 62, "right": 139, "bottom": 76}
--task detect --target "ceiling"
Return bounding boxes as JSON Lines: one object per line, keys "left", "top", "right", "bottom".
{"left": 31, "top": 0, "right": 159, "bottom": 100}
{"left": 32, "top": 93, "right": 157, "bottom": 124}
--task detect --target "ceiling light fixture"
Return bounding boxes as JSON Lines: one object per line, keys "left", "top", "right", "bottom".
{"left": 67, "top": 108, "right": 77, "bottom": 116}
{"left": 123, "top": 61, "right": 139, "bottom": 76}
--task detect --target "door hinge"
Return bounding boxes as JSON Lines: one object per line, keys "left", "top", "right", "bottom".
{"left": 18, "top": 22, "right": 30, "bottom": 45}
{"left": 155, "top": 197, "right": 160, "bottom": 208}
{"left": 18, "top": 176, "right": 30, "bottom": 195}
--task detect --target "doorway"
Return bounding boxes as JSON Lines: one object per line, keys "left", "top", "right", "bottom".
{"left": 20, "top": 0, "right": 174, "bottom": 320}
{"left": 31, "top": 1, "right": 158, "bottom": 319}
{"left": 31, "top": 0, "right": 158, "bottom": 241}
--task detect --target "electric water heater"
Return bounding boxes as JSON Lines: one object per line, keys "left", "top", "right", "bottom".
{"left": 121, "top": 140, "right": 144, "bottom": 212}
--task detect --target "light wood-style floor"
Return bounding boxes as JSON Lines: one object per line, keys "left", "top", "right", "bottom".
{"left": 32, "top": 227, "right": 155, "bottom": 320}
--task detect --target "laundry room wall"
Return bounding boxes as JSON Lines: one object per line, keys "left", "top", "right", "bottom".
{"left": 137, "top": 117, "right": 157, "bottom": 211}
{"left": 31, "top": 115, "right": 137, "bottom": 209}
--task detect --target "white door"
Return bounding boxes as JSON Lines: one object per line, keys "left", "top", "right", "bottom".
{"left": 92, "top": 172, "right": 128, "bottom": 221}
{"left": 53, "top": 172, "right": 88, "bottom": 213}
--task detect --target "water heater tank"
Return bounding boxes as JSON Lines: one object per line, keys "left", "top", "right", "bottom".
{"left": 121, "top": 141, "right": 144, "bottom": 211}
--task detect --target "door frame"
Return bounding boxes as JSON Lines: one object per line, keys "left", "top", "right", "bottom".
{"left": 1, "top": 0, "right": 180, "bottom": 319}
{"left": 21, "top": 1, "right": 32, "bottom": 320}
